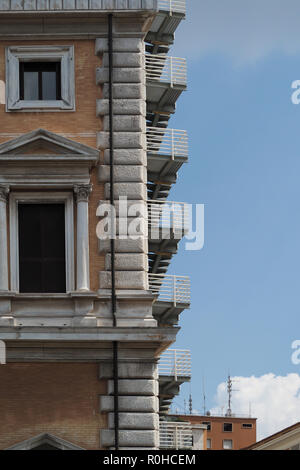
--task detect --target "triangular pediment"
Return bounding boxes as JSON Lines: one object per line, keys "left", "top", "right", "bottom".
{"left": 6, "top": 433, "right": 85, "bottom": 450}
{"left": 0, "top": 128, "right": 99, "bottom": 160}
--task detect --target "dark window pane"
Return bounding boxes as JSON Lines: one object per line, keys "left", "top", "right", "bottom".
{"left": 42, "top": 70, "right": 57, "bottom": 100}
{"left": 18, "top": 204, "right": 66, "bottom": 293}
{"left": 23, "top": 71, "right": 39, "bottom": 100}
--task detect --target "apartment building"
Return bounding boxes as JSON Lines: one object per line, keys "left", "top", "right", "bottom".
{"left": 0, "top": 0, "right": 190, "bottom": 450}
{"left": 174, "top": 414, "right": 257, "bottom": 450}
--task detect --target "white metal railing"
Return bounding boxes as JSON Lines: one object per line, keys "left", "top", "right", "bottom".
{"left": 147, "top": 127, "right": 188, "bottom": 159}
{"left": 160, "top": 421, "right": 193, "bottom": 450}
{"left": 148, "top": 200, "right": 189, "bottom": 234}
{"left": 158, "top": 349, "right": 191, "bottom": 379}
{"left": 158, "top": 0, "right": 186, "bottom": 14}
{"left": 149, "top": 274, "right": 191, "bottom": 305}
{"left": 146, "top": 55, "right": 187, "bottom": 86}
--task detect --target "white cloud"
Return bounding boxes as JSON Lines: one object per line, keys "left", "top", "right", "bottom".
{"left": 173, "top": 0, "right": 300, "bottom": 64}
{"left": 210, "top": 373, "right": 300, "bottom": 440}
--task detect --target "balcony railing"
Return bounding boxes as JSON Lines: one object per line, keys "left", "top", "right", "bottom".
{"left": 149, "top": 274, "right": 191, "bottom": 305}
{"left": 146, "top": 54, "right": 187, "bottom": 86}
{"left": 158, "top": 0, "right": 186, "bottom": 14}
{"left": 148, "top": 200, "right": 189, "bottom": 234}
{"left": 158, "top": 349, "right": 191, "bottom": 379}
{"left": 160, "top": 421, "right": 193, "bottom": 450}
{"left": 147, "top": 127, "right": 188, "bottom": 159}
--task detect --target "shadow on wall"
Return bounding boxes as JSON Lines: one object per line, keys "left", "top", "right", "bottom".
{"left": 0, "top": 81, "right": 5, "bottom": 104}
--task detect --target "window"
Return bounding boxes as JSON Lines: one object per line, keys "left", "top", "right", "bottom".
{"left": 223, "top": 439, "right": 233, "bottom": 450}
{"left": 6, "top": 46, "right": 75, "bottom": 111}
{"left": 20, "top": 62, "right": 61, "bottom": 101}
{"left": 18, "top": 204, "right": 66, "bottom": 293}
{"left": 242, "top": 423, "right": 253, "bottom": 429}
{"left": 206, "top": 438, "right": 212, "bottom": 449}
{"left": 10, "top": 192, "right": 75, "bottom": 293}
{"left": 202, "top": 421, "right": 211, "bottom": 431}
{"left": 223, "top": 423, "right": 233, "bottom": 432}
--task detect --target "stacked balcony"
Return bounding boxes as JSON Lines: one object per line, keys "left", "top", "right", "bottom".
{"left": 149, "top": 274, "right": 190, "bottom": 325}
{"left": 158, "top": 349, "right": 191, "bottom": 414}
{"left": 145, "top": 1, "right": 190, "bottom": 329}
{"left": 146, "top": 54, "right": 187, "bottom": 128}
{"left": 147, "top": 126, "right": 188, "bottom": 199}
{"left": 146, "top": 0, "right": 186, "bottom": 54}
{"left": 148, "top": 199, "right": 188, "bottom": 274}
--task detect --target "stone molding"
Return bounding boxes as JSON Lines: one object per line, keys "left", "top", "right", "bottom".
{"left": 0, "top": 0, "right": 157, "bottom": 12}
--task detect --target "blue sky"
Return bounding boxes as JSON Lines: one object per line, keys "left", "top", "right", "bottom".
{"left": 167, "top": 0, "right": 300, "bottom": 437}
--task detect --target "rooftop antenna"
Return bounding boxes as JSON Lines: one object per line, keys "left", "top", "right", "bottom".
{"left": 189, "top": 393, "right": 193, "bottom": 415}
{"left": 225, "top": 373, "right": 238, "bottom": 417}
{"left": 202, "top": 376, "right": 206, "bottom": 415}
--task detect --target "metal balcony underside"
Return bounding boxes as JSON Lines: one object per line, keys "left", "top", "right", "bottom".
{"left": 146, "top": 82, "right": 186, "bottom": 128}
{"left": 159, "top": 376, "right": 190, "bottom": 414}
{"left": 153, "top": 300, "right": 189, "bottom": 326}
{"left": 148, "top": 229, "right": 185, "bottom": 275}
{"left": 147, "top": 152, "right": 187, "bottom": 199}
{"left": 146, "top": 9, "right": 186, "bottom": 54}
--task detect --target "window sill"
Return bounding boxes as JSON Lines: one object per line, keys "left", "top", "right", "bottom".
{"left": 7, "top": 99, "right": 75, "bottom": 112}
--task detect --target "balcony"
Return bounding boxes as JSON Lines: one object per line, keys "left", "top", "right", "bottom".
{"left": 158, "top": 349, "right": 191, "bottom": 414}
{"left": 146, "top": 1, "right": 186, "bottom": 54}
{"left": 148, "top": 200, "right": 189, "bottom": 275}
{"left": 147, "top": 127, "right": 188, "bottom": 199}
{"left": 160, "top": 421, "right": 193, "bottom": 450}
{"left": 146, "top": 55, "right": 187, "bottom": 128}
{"left": 149, "top": 273, "right": 190, "bottom": 325}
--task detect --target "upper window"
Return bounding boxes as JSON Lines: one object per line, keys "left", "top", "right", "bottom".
{"left": 242, "top": 423, "right": 253, "bottom": 429}
{"left": 223, "top": 423, "right": 233, "bottom": 432}
{"left": 20, "top": 62, "right": 61, "bottom": 101}
{"left": 6, "top": 45, "right": 75, "bottom": 112}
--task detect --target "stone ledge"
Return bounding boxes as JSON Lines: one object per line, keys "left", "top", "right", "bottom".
{"left": 108, "top": 412, "right": 159, "bottom": 430}
{"left": 101, "top": 429, "right": 158, "bottom": 448}
{"left": 100, "top": 361, "right": 158, "bottom": 379}
{"left": 96, "top": 67, "right": 144, "bottom": 85}
{"left": 98, "top": 165, "right": 146, "bottom": 183}
{"left": 96, "top": 99, "right": 146, "bottom": 116}
{"left": 96, "top": 37, "right": 144, "bottom": 54}
{"left": 0, "top": 0, "right": 158, "bottom": 12}
{"left": 108, "top": 378, "right": 158, "bottom": 395}
{"left": 100, "top": 395, "right": 159, "bottom": 412}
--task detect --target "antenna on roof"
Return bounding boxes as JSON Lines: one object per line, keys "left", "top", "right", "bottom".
{"left": 189, "top": 393, "right": 193, "bottom": 415}
{"left": 225, "top": 373, "right": 239, "bottom": 417}
{"left": 202, "top": 376, "right": 206, "bottom": 415}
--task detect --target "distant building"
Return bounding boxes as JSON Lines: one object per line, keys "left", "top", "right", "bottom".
{"left": 172, "top": 414, "right": 257, "bottom": 450}
{"left": 245, "top": 422, "right": 300, "bottom": 450}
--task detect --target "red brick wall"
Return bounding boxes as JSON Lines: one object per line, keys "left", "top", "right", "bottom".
{"left": 0, "top": 363, "right": 107, "bottom": 449}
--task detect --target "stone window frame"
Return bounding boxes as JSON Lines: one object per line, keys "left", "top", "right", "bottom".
{"left": 6, "top": 45, "right": 75, "bottom": 112}
{"left": 9, "top": 191, "right": 75, "bottom": 294}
